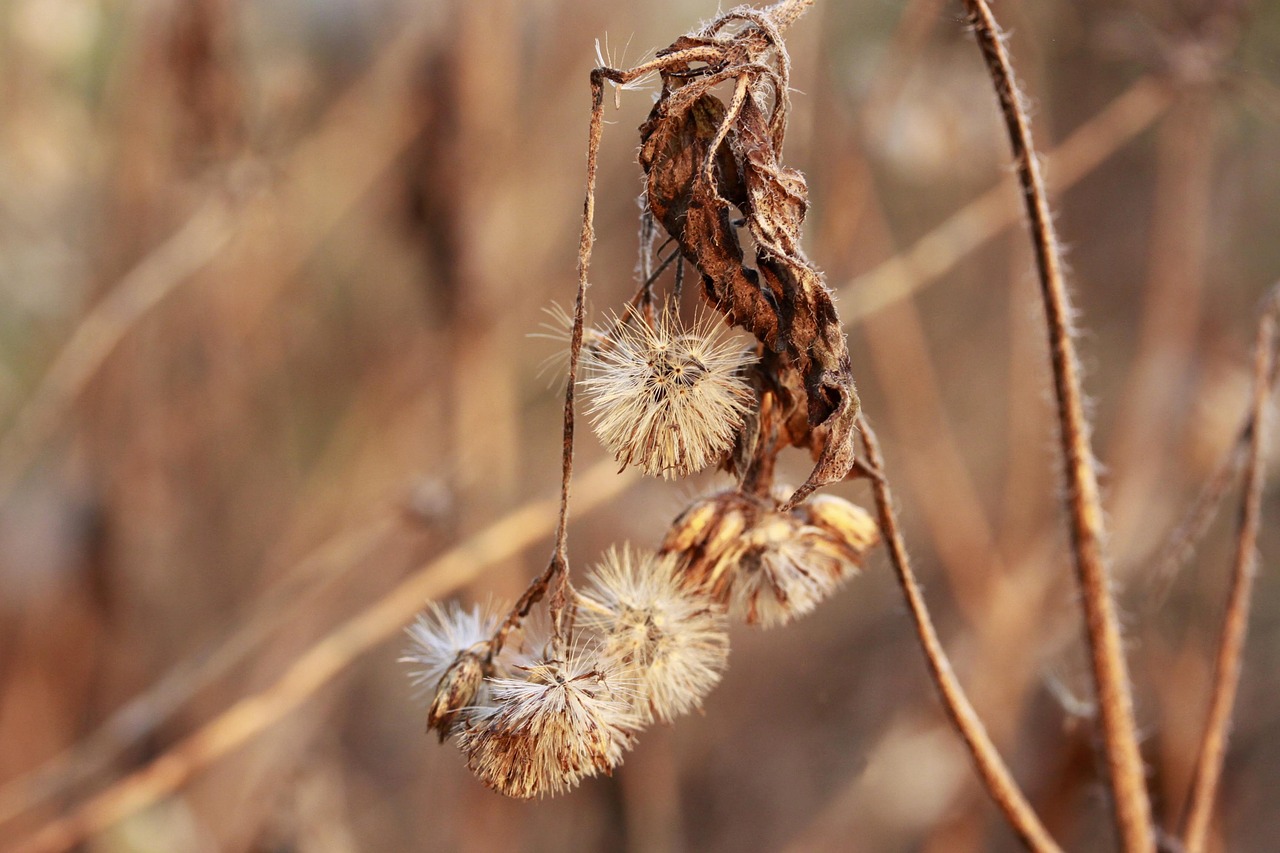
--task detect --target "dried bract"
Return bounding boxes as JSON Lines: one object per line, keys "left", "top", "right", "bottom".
{"left": 582, "top": 311, "right": 753, "bottom": 478}
{"left": 578, "top": 546, "right": 730, "bottom": 722}
{"left": 401, "top": 602, "right": 500, "bottom": 739}
{"left": 459, "top": 650, "right": 639, "bottom": 798}
{"left": 660, "top": 489, "right": 879, "bottom": 627}
{"left": 425, "top": 651, "right": 486, "bottom": 741}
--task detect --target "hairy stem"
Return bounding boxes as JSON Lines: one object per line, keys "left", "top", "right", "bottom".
{"left": 762, "top": 0, "right": 814, "bottom": 32}
{"left": 959, "top": 2, "right": 1154, "bottom": 849}
{"left": 1180, "top": 292, "right": 1278, "bottom": 852}
{"left": 858, "top": 415, "right": 1062, "bottom": 853}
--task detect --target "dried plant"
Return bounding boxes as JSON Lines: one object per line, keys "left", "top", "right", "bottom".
{"left": 399, "top": 1, "right": 1273, "bottom": 849}
{"left": 9, "top": 0, "right": 1279, "bottom": 850}
{"left": 398, "top": 0, "right": 884, "bottom": 801}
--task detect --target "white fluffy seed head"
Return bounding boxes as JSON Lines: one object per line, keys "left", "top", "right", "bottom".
{"left": 577, "top": 546, "right": 730, "bottom": 723}
{"left": 582, "top": 311, "right": 754, "bottom": 479}
{"left": 459, "top": 648, "right": 640, "bottom": 799}
{"left": 401, "top": 601, "right": 499, "bottom": 695}
{"left": 401, "top": 601, "right": 501, "bottom": 738}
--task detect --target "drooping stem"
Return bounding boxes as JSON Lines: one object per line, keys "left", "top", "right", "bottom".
{"left": 857, "top": 415, "right": 1062, "bottom": 853}
{"left": 492, "top": 68, "right": 609, "bottom": 653}
{"left": 959, "top": 2, "right": 1154, "bottom": 849}
{"left": 1180, "top": 292, "right": 1277, "bottom": 852}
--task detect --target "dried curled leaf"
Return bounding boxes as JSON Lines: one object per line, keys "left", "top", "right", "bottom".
{"left": 636, "top": 22, "right": 859, "bottom": 506}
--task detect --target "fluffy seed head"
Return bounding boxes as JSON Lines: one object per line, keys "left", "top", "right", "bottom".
{"left": 401, "top": 601, "right": 500, "bottom": 738}
{"left": 459, "top": 648, "right": 639, "bottom": 799}
{"left": 660, "top": 490, "right": 879, "bottom": 627}
{"left": 582, "top": 311, "right": 754, "bottom": 479}
{"left": 577, "top": 546, "right": 730, "bottom": 723}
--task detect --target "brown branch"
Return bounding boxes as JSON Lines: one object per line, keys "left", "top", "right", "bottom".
{"left": 857, "top": 415, "right": 1062, "bottom": 853}
{"left": 958, "top": 2, "right": 1154, "bottom": 849}
{"left": 1179, "top": 292, "right": 1278, "bottom": 853}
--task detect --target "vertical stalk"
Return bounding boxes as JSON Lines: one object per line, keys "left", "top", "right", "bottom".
{"left": 1180, "top": 300, "right": 1277, "bottom": 852}
{"left": 959, "top": 1, "right": 1154, "bottom": 849}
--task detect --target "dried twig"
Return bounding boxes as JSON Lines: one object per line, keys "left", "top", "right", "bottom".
{"left": 857, "top": 415, "right": 1061, "bottom": 853}
{"left": 492, "top": 62, "right": 609, "bottom": 652}
{"left": 959, "top": 1, "right": 1154, "bottom": 849}
{"left": 1179, "top": 291, "right": 1278, "bottom": 853}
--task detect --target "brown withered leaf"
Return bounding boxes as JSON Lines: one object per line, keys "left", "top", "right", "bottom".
{"left": 638, "top": 51, "right": 859, "bottom": 506}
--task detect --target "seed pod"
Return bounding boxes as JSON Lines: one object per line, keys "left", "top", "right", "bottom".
{"left": 577, "top": 546, "right": 730, "bottom": 723}
{"left": 426, "top": 649, "right": 486, "bottom": 742}
{"left": 661, "top": 489, "right": 880, "bottom": 627}
{"left": 799, "top": 493, "right": 879, "bottom": 564}
{"left": 459, "top": 651, "right": 639, "bottom": 799}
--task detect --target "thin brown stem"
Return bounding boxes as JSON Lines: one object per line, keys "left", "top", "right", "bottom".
{"left": 959, "top": 2, "right": 1154, "bottom": 849}
{"left": 1148, "top": 317, "right": 1280, "bottom": 604}
{"left": 857, "top": 415, "right": 1062, "bottom": 853}
{"left": 493, "top": 68, "right": 608, "bottom": 652}
{"left": 1179, "top": 294, "right": 1278, "bottom": 853}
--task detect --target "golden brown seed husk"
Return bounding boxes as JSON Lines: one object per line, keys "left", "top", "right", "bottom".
{"left": 660, "top": 489, "right": 879, "bottom": 626}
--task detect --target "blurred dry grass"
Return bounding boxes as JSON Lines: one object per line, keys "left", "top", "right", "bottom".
{"left": 0, "top": 0, "right": 1277, "bottom": 850}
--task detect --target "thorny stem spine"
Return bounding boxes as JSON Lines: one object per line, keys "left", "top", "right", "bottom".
{"left": 858, "top": 415, "right": 1062, "bottom": 853}
{"left": 1180, "top": 298, "right": 1277, "bottom": 852}
{"left": 960, "top": 2, "right": 1155, "bottom": 849}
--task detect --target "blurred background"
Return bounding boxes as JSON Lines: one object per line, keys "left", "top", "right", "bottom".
{"left": 0, "top": 0, "right": 1278, "bottom": 850}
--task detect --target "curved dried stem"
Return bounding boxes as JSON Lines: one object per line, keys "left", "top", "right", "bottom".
{"left": 1179, "top": 290, "right": 1278, "bottom": 852}
{"left": 857, "top": 415, "right": 1061, "bottom": 853}
{"left": 9, "top": 459, "right": 636, "bottom": 853}
{"left": 959, "top": 2, "right": 1154, "bottom": 849}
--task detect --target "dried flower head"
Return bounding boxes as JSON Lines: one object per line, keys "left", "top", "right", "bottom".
{"left": 660, "top": 490, "right": 880, "bottom": 627}
{"left": 582, "top": 311, "right": 754, "bottom": 479}
{"left": 577, "top": 546, "right": 729, "bottom": 723}
{"left": 401, "top": 601, "right": 500, "bottom": 739}
{"left": 459, "top": 649, "right": 639, "bottom": 799}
